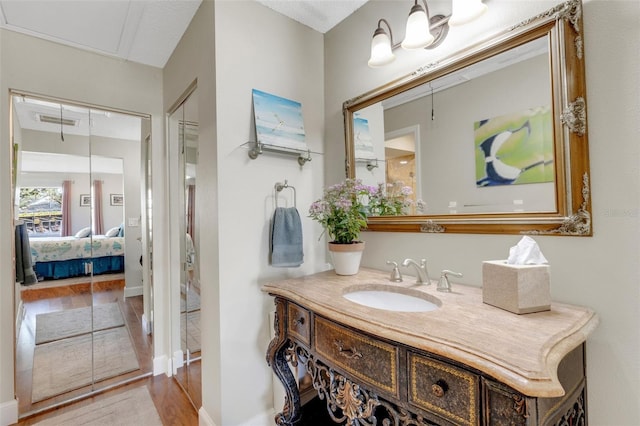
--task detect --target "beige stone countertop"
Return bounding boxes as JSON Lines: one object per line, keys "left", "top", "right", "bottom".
{"left": 262, "top": 267, "right": 599, "bottom": 398}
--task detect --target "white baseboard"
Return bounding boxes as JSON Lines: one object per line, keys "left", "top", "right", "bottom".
{"left": 124, "top": 285, "right": 143, "bottom": 298}
{"left": 198, "top": 406, "right": 216, "bottom": 426}
{"left": 195, "top": 407, "right": 272, "bottom": 426}
{"left": 15, "top": 299, "right": 24, "bottom": 341}
{"left": 153, "top": 355, "right": 169, "bottom": 376}
{"left": 172, "top": 350, "right": 184, "bottom": 375}
{"left": 141, "top": 313, "right": 151, "bottom": 335}
{"left": 238, "top": 410, "right": 272, "bottom": 426}
{"left": 0, "top": 399, "right": 18, "bottom": 426}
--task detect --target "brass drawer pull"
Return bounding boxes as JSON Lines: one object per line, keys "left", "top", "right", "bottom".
{"left": 334, "top": 339, "right": 363, "bottom": 359}
{"left": 432, "top": 380, "right": 448, "bottom": 398}
{"left": 292, "top": 317, "right": 305, "bottom": 327}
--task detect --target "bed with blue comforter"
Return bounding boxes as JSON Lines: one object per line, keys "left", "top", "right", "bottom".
{"left": 29, "top": 235, "right": 125, "bottom": 280}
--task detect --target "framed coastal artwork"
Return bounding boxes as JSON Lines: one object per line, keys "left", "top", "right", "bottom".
{"left": 353, "top": 114, "right": 375, "bottom": 160}
{"left": 475, "top": 106, "right": 554, "bottom": 187}
{"left": 252, "top": 89, "right": 307, "bottom": 152}
{"left": 80, "top": 194, "right": 91, "bottom": 206}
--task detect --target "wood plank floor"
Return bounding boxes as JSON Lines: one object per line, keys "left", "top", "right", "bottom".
{"left": 14, "top": 278, "right": 328, "bottom": 425}
{"left": 14, "top": 374, "right": 199, "bottom": 425}
{"left": 15, "top": 277, "right": 156, "bottom": 417}
{"left": 174, "top": 359, "right": 202, "bottom": 410}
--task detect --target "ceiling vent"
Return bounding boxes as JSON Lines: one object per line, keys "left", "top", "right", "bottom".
{"left": 37, "top": 114, "right": 78, "bottom": 126}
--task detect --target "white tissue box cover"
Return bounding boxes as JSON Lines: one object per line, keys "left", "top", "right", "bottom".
{"left": 482, "top": 260, "right": 550, "bottom": 314}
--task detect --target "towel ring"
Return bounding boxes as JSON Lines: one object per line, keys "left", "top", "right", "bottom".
{"left": 275, "top": 180, "right": 296, "bottom": 208}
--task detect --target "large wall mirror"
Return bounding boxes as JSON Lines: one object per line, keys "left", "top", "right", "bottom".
{"left": 344, "top": 0, "right": 591, "bottom": 236}
{"left": 168, "top": 84, "right": 201, "bottom": 409}
{"left": 11, "top": 91, "right": 153, "bottom": 417}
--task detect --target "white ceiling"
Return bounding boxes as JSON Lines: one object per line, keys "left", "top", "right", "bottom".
{"left": 255, "top": 0, "right": 369, "bottom": 33}
{"left": 0, "top": 0, "right": 202, "bottom": 68}
{"left": 0, "top": 0, "right": 367, "bottom": 69}
{"left": 6, "top": 0, "right": 367, "bottom": 164}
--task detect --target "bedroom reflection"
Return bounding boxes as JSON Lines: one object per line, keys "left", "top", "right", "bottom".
{"left": 169, "top": 87, "right": 201, "bottom": 408}
{"left": 11, "top": 93, "right": 153, "bottom": 417}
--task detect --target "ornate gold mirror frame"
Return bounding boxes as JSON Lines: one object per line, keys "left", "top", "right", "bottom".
{"left": 344, "top": 0, "right": 591, "bottom": 236}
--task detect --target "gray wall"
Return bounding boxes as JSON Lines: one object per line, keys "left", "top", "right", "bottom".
{"left": 325, "top": 1, "right": 640, "bottom": 425}
{"left": 384, "top": 54, "right": 554, "bottom": 214}
{"left": 0, "top": 27, "right": 166, "bottom": 423}
{"left": 1, "top": 1, "right": 637, "bottom": 426}
{"left": 163, "top": 1, "right": 326, "bottom": 424}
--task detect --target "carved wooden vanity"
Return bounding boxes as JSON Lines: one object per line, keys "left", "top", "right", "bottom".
{"left": 264, "top": 268, "right": 598, "bottom": 425}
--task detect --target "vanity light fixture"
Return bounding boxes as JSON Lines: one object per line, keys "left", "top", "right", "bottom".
{"left": 448, "top": 0, "right": 488, "bottom": 26}
{"left": 368, "top": 0, "right": 488, "bottom": 68}
{"left": 368, "top": 19, "right": 396, "bottom": 67}
{"left": 401, "top": 0, "right": 434, "bottom": 50}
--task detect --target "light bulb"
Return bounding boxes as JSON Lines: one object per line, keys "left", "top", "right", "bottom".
{"left": 401, "top": 3, "right": 434, "bottom": 50}
{"left": 368, "top": 28, "right": 395, "bottom": 67}
{"left": 448, "top": 0, "right": 488, "bottom": 26}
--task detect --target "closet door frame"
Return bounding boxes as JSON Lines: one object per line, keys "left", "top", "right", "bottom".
{"left": 10, "top": 90, "right": 154, "bottom": 417}
{"left": 167, "top": 81, "right": 201, "bottom": 408}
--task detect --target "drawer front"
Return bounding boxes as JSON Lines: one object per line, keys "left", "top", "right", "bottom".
{"left": 287, "top": 303, "right": 310, "bottom": 346}
{"left": 314, "top": 316, "right": 398, "bottom": 397}
{"left": 409, "top": 352, "right": 479, "bottom": 426}
{"left": 483, "top": 379, "right": 529, "bottom": 426}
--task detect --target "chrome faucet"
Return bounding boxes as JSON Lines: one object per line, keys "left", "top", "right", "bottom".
{"left": 386, "top": 261, "right": 403, "bottom": 282}
{"left": 437, "top": 270, "right": 463, "bottom": 292}
{"left": 401, "top": 258, "right": 430, "bottom": 285}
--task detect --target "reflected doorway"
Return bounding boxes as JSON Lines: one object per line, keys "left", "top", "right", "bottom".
{"left": 385, "top": 128, "right": 418, "bottom": 213}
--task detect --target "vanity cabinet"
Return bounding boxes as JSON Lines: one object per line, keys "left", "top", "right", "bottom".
{"left": 268, "top": 298, "right": 586, "bottom": 426}
{"left": 264, "top": 269, "right": 597, "bottom": 426}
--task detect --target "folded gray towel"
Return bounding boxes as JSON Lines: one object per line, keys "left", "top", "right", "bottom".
{"left": 15, "top": 223, "right": 38, "bottom": 285}
{"left": 271, "top": 207, "right": 303, "bottom": 267}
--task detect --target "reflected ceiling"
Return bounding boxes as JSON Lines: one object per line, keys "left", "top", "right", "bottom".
{"left": 13, "top": 96, "right": 141, "bottom": 141}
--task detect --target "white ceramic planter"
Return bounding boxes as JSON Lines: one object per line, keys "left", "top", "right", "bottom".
{"left": 328, "top": 242, "right": 365, "bottom": 275}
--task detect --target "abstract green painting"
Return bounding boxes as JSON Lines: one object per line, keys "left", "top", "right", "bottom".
{"left": 475, "top": 106, "right": 554, "bottom": 187}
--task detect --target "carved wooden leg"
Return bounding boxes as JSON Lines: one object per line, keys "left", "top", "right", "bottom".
{"left": 266, "top": 298, "right": 302, "bottom": 425}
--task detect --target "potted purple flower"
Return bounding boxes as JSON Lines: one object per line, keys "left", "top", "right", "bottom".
{"left": 309, "top": 178, "right": 414, "bottom": 274}
{"left": 309, "top": 179, "right": 370, "bottom": 274}
{"left": 367, "top": 181, "right": 414, "bottom": 216}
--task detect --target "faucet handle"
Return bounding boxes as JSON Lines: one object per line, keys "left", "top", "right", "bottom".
{"left": 437, "top": 270, "right": 463, "bottom": 292}
{"left": 386, "top": 261, "right": 403, "bottom": 282}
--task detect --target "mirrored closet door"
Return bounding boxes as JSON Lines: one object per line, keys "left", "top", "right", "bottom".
{"left": 11, "top": 92, "right": 153, "bottom": 418}
{"left": 168, "top": 86, "right": 201, "bottom": 408}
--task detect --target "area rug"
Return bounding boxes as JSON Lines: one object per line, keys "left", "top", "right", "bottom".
{"left": 32, "top": 326, "right": 140, "bottom": 402}
{"left": 33, "top": 385, "right": 162, "bottom": 425}
{"left": 35, "top": 303, "right": 125, "bottom": 345}
{"left": 180, "top": 289, "right": 200, "bottom": 313}
{"left": 180, "top": 310, "right": 201, "bottom": 352}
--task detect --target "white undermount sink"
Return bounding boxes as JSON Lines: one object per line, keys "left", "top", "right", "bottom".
{"left": 343, "top": 286, "right": 440, "bottom": 312}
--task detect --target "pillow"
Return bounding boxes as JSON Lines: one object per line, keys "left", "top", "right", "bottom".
{"left": 74, "top": 227, "right": 91, "bottom": 238}
{"left": 118, "top": 224, "right": 125, "bottom": 237}
{"left": 105, "top": 227, "right": 120, "bottom": 237}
